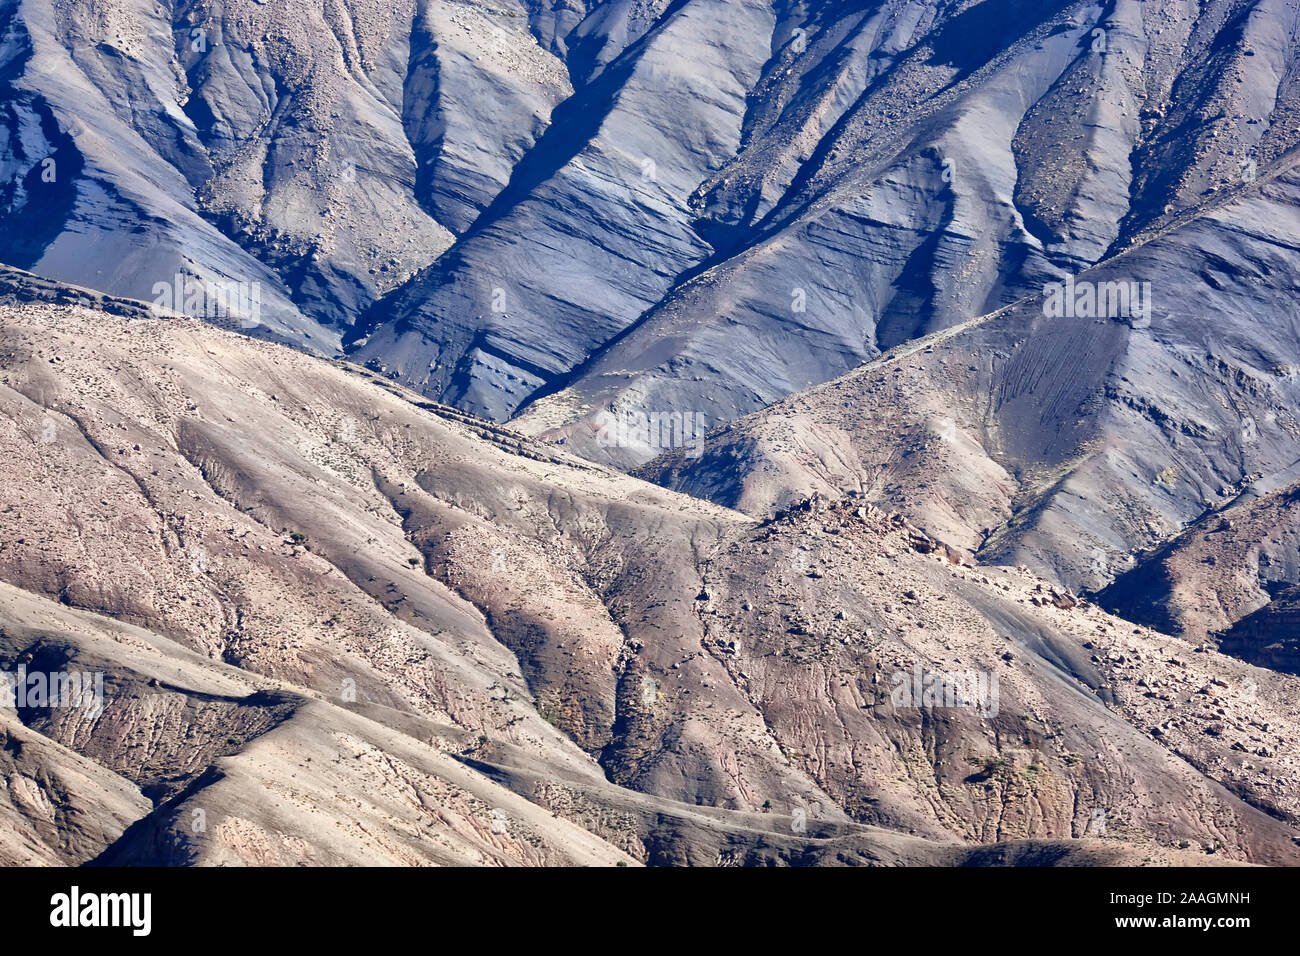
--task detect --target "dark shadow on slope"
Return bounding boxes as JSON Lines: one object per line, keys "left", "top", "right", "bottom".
{"left": 346, "top": 0, "right": 693, "bottom": 350}
{"left": 86, "top": 765, "right": 226, "bottom": 867}
{"left": 926, "top": 0, "right": 1072, "bottom": 82}
{"left": 0, "top": 6, "right": 83, "bottom": 270}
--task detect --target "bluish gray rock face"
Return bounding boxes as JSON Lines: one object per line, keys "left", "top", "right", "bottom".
{"left": 643, "top": 166, "right": 1300, "bottom": 611}
{"left": 0, "top": 0, "right": 600, "bottom": 349}
{"left": 6, "top": 0, "right": 1297, "bottom": 430}
{"left": 348, "top": 0, "right": 1300, "bottom": 456}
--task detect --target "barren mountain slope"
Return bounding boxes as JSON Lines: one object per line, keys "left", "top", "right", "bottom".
{"left": 644, "top": 162, "right": 1300, "bottom": 609}
{"left": 2, "top": 291, "right": 1299, "bottom": 864}
{"left": 506, "top": 0, "right": 1300, "bottom": 448}
{"left": 0, "top": 0, "right": 602, "bottom": 344}
{"left": 1097, "top": 479, "right": 1300, "bottom": 672}
{"left": 10, "top": 0, "right": 1299, "bottom": 456}
{"left": 0, "top": 705, "right": 150, "bottom": 865}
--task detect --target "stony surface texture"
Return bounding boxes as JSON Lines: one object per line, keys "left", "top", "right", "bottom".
{"left": 645, "top": 165, "right": 1300, "bottom": 609}
{"left": 4, "top": 0, "right": 1300, "bottom": 864}
{"left": 10, "top": 0, "right": 1298, "bottom": 444}
{"left": 0, "top": 0, "right": 591, "bottom": 347}
{"left": 0, "top": 708, "right": 149, "bottom": 865}
{"left": 498, "top": 0, "right": 1300, "bottom": 443}
{"left": 1098, "top": 481, "right": 1300, "bottom": 649}
{"left": 1, "top": 295, "right": 1297, "bottom": 864}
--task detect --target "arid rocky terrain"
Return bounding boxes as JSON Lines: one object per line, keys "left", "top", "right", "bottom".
{"left": 2, "top": 0, "right": 1300, "bottom": 868}
{"left": 1, "top": 279, "right": 1298, "bottom": 865}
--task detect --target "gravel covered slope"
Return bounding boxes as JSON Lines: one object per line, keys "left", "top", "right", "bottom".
{"left": 644, "top": 161, "right": 1300, "bottom": 604}
{"left": 2, "top": 293, "right": 1298, "bottom": 864}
